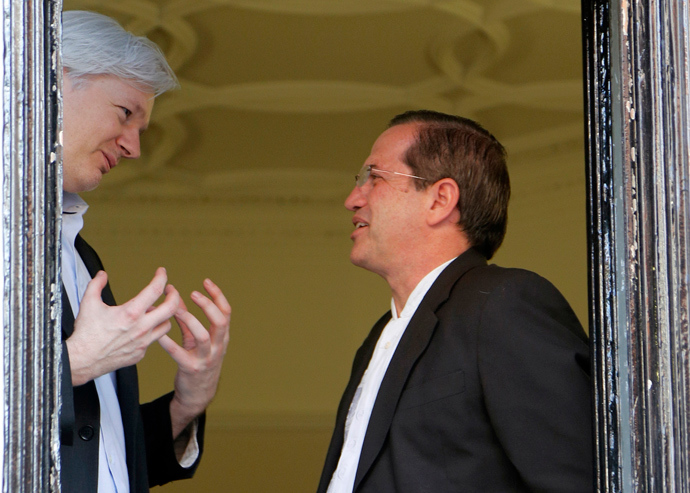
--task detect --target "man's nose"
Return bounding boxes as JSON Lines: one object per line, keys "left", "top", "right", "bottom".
{"left": 117, "top": 127, "right": 142, "bottom": 159}
{"left": 345, "top": 185, "right": 366, "bottom": 211}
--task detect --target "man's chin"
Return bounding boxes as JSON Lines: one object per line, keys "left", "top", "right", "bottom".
{"left": 350, "top": 251, "right": 372, "bottom": 270}
{"left": 63, "top": 175, "right": 103, "bottom": 194}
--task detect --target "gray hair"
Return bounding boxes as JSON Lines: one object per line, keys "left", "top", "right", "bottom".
{"left": 62, "top": 10, "right": 178, "bottom": 96}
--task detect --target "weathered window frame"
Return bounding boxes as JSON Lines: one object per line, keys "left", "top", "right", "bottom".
{"left": 2, "top": 0, "right": 62, "bottom": 490}
{"left": 0, "top": 0, "right": 689, "bottom": 490}
{"left": 583, "top": 0, "right": 690, "bottom": 490}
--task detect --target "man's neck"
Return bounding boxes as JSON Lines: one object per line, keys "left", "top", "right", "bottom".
{"left": 387, "top": 248, "right": 468, "bottom": 314}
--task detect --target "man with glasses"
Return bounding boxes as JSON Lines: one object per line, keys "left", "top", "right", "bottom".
{"left": 318, "top": 110, "right": 593, "bottom": 492}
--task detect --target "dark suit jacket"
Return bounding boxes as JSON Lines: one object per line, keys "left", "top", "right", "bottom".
{"left": 60, "top": 234, "right": 206, "bottom": 492}
{"left": 318, "top": 248, "right": 593, "bottom": 493}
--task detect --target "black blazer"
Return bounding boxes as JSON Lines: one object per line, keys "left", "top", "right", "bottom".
{"left": 60, "top": 234, "right": 205, "bottom": 492}
{"left": 318, "top": 248, "right": 593, "bottom": 492}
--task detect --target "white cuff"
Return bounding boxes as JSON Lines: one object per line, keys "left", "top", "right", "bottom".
{"left": 174, "top": 418, "right": 200, "bottom": 468}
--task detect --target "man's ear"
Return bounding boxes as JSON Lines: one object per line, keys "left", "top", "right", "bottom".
{"left": 427, "top": 178, "right": 460, "bottom": 226}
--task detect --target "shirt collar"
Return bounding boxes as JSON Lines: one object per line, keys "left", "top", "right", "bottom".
{"left": 391, "top": 257, "right": 457, "bottom": 320}
{"left": 61, "top": 192, "right": 88, "bottom": 246}
{"left": 62, "top": 191, "right": 89, "bottom": 215}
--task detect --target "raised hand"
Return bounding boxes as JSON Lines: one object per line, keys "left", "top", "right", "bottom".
{"left": 66, "top": 267, "right": 181, "bottom": 386}
{"left": 158, "top": 278, "right": 231, "bottom": 438}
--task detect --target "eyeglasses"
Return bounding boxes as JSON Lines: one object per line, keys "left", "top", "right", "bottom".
{"left": 355, "top": 164, "right": 427, "bottom": 188}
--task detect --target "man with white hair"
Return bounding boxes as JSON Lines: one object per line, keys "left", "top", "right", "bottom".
{"left": 59, "top": 11, "right": 230, "bottom": 491}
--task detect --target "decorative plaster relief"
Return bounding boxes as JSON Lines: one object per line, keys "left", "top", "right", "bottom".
{"left": 65, "top": 0, "right": 584, "bottom": 201}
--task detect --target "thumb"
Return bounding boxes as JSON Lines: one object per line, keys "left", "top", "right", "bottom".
{"left": 82, "top": 270, "right": 108, "bottom": 300}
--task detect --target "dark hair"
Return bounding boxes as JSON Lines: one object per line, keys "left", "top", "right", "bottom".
{"left": 389, "top": 110, "right": 510, "bottom": 259}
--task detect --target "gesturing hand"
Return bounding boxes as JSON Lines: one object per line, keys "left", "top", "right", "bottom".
{"left": 158, "top": 278, "right": 231, "bottom": 439}
{"left": 66, "top": 267, "right": 181, "bottom": 386}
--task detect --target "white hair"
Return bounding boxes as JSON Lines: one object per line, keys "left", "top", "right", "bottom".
{"left": 62, "top": 10, "right": 178, "bottom": 96}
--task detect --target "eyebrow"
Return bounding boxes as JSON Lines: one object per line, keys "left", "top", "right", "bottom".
{"left": 123, "top": 100, "right": 151, "bottom": 132}
{"left": 368, "top": 165, "right": 390, "bottom": 173}
{"left": 130, "top": 101, "right": 147, "bottom": 116}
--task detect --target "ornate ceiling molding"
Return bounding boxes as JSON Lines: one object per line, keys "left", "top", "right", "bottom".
{"left": 65, "top": 0, "right": 585, "bottom": 200}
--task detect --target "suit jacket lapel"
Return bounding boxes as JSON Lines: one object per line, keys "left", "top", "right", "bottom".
{"left": 317, "top": 312, "right": 392, "bottom": 493}
{"left": 74, "top": 234, "right": 116, "bottom": 306}
{"left": 337, "top": 314, "right": 390, "bottom": 435}
{"left": 354, "top": 249, "right": 487, "bottom": 489}
{"left": 62, "top": 283, "right": 76, "bottom": 338}
{"left": 354, "top": 307, "right": 438, "bottom": 489}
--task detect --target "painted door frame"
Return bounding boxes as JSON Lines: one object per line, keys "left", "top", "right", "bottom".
{"left": 2, "top": 0, "right": 689, "bottom": 490}
{"left": 583, "top": 0, "right": 690, "bottom": 491}
{"left": 2, "top": 0, "right": 62, "bottom": 490}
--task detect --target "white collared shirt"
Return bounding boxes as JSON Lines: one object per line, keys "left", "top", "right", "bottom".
{"left": 327, "top": 258, "right": 456, "bottom": 493}
{"left": 62, "top": 192, "right": 129, "bottom": 493}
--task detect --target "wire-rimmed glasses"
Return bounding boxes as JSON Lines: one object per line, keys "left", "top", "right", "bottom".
{"left": 355, "top": 164, "right": 427, "bottom": 188}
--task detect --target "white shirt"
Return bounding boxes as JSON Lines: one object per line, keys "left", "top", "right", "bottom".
{"left": 327, "top": 258, "right": 456, "bottom": 493}
{"left": 62, "top": 192, "right": 129, "bottom": 493}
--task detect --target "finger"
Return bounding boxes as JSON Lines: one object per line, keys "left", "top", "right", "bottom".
{"left": 191, "top": 290, "right": 231, "bottom": 346}
{"left": 158, "top": 334, "right": 188, "bottom": 364}
{"left": 149, "top": 319, "right": 173, "bottom": 343}
{"left": 125, "top": 267, "right": 169, "bottom": 315}
{"left": 145, "top": 284, "right": 180, "bottom": 315}
{"left": 203, "top": 280, "right": 231, "bottom": 348}
{"left": 174, "top": 308, "right": 191, "bottom": 333}
{"left": 164, "top": 285, "right": 198, "bottom": 348}
{"left": 81, "top": 270, "right": 108, "bottom": 303}
{"left": 174, "top": 310, "right": 212, "bottom": 357}
{"left": 141, "top": 284, "right": 181, "bottom": 330}
{"left": 173, "top": 310, "right": 196, "bottom": 350}
{"left": 165, "top": 284, "right": 192, "bottom": 337}
{"left": 167, "top": 284, "right": 189, "bottom": 313}
{"left": 203, "top": 279, "right": 232, "bottom": 317}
